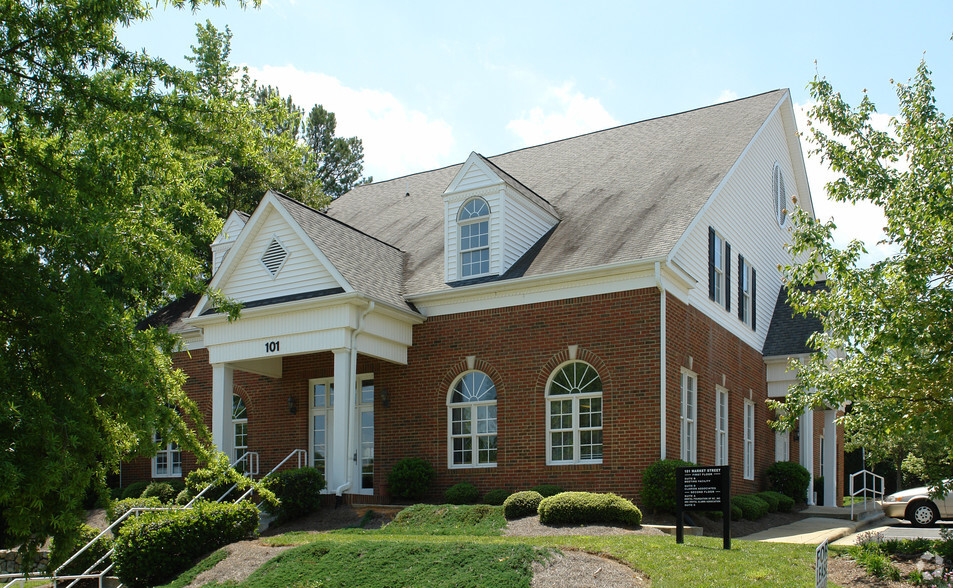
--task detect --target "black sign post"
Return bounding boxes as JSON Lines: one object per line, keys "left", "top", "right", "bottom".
{"left": 676, "top": 465, "right": 731, "bottom": 550}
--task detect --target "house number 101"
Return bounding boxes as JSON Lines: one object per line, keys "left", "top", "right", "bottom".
{"left": 264, "top": 341, "right": 280, "bottom": 353}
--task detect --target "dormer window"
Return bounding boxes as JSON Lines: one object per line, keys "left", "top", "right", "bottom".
{"left": 458, "top": 198, "right": 490, "bottom": 278}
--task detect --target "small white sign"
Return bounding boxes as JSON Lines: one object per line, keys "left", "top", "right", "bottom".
{"left": 815, "top": 539, "right": 828, "bottom": 588}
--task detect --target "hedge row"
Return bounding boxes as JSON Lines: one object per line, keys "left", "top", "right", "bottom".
{"left": 113, "top": 500, "right": 259, "bottom": 587}
{"left": 538, "top": 492, "right": 642, "bottom": 526}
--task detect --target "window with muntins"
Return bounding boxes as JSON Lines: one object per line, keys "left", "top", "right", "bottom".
{"left": 715, "top": 387, "right": 729, "bottom": 466}
{"left": 310, "top": 378, "right": 334, "bottom": 480}
{"left": 708, "top": 227, "right": 730, "bottom": 311}
{"left": 448, "top": 371, "right": 497, "bottom": 467}
{"left": 458, "top": 198, "right": 490, "bottom": 277}
{"left": 744, "top": 400, "right": 755, "bottom": 480}
{"left": 546, "top": 361, "right": 603, "bottom": 464}
{"left": 153, "top": 433, "right": 181, "bottom": 477}
{"left": 233, "top": 394, "right": 248, "bottom": 473}
{"left": 737, "top": 255, "right": 756, "bottom": 330}
{"left": 681, "top": 370, "right": 697, "bottom": 462}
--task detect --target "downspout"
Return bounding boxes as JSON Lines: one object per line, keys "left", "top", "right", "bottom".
{"left": 655, "top": 262, "right": 667, "bottom": 459}
{"left": 335, "top": 301, "right": 375, "bottom": 496}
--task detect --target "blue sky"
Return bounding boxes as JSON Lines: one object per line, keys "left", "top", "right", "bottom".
{"left": 120, "top": 0, "right": 952, "bottom": 261}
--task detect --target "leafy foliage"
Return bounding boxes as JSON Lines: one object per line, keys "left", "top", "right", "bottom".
{"left": 731, "top": 495, "right": 770, "bottom": 520}
{"left": 758, "top": 490, "right": 794, "bottom": 512}
{"left": 777, "top": 58, "right": 953, "bottom": 493}
{"left": 387, "top": 458, "right": 434, "bottom": 500}
{"left": 639, "top": 459, "right": 695, "bottom": 514}
{"left": 482, "top": 488, "right": 511, "bottom": 506}
{"left": 143, "top": 481, "right": 184, "bottom": 503}
{"left": 121, "top": 481, "right": 151, "bottom": 500}
{"left": 113, "top": 500, "right": 259, "bottom": 587}
{"left": 444, "top": 482, "right": 479, "bottom": 505}
{"left": 766, "top": 461, "right": 811, "bottom": 502}
{"left": 49, "top": 522, "right": 113, "bottom": 576}
{"left": 380, "top": 504, "right": 505, "bottom": 536}
{"left": 529, "top": 484, "right": 564, "bottom": 498}
{"left": 106, "top": 497, "right": 164, "bottom": 531}
{"left": 537, "top": 492, "right": 642, "bottom": 526}
{"left": 503, "top": 491, "right": 544, "bottom": 520}
{"left": 261, "top": 467, "right": 326, "bottom": 524}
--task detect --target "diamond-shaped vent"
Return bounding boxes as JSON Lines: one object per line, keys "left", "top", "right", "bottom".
{"left": 260, "top": 237, "right": 288, "bottom": 276}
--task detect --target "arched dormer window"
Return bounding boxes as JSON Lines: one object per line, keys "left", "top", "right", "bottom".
{"left": 457, "top": 198, "right": 490, "bottom": 278}
{"left": 773, "top": 163, "right": 787, "bottom": 227}
{"left": 447, "top": 370, "right": 497, "bottom": 467}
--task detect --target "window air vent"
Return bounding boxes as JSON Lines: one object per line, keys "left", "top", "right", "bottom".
{"left": 260, "top": 237, "right": 288, "bottom": 276}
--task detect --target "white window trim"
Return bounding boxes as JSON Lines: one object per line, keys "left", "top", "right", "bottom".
{"left": 713, "top": 232, "right": 727, "bottom": 306}
{"left": 715, "top": 386, "right": 729, "bottom": 467}
{"left": 744, "top": 399, "right": 756, "bottom": 480}
{"left": 774, "top": 163, "right": 787, "bottom": 227}
{"left": 152, "top": 434, "right": 182, "bottom": 478}
{"left": 680, "top": 368, "right": 697, "bottom": 463}
{"left": 447, "top": 370, "right": 498, "bottom": 469}
{"left": 457, "top": 197, "right": 491, "bottom": 279}
{"left": 357, "top": 374, "right": 375, "bottom": 495}
{"left": 740, "top": 257, "right": 754, "bottom": 327}
{"left": 775, "top": 430, "right": 790, "bottom": 462}
{"left": 232, "top": 394, "right": 248, "bottom": 468}
{"left": 308, "top": 376, "right": 334, "bottom": 488}
{"left": 545, "top": 360, "right": 603, "bottom": 466}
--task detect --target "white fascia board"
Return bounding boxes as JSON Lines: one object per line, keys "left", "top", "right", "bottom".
{"left": 186, "top": 290, "right": 422, "bottom": 329}
{"left": 443, "top": 152, "right": 505, "bottom": 196}
{"left": 213, "top": 210, "right": 249, "bottom": 245}
{"left": 779, "top": 96, "right": 816, "bottom": 220}
{"left": 666, "top": 93, "right": 787, "bottom": 265}
{"left": 408, "top": 256, "right": 674, "bottom": 315}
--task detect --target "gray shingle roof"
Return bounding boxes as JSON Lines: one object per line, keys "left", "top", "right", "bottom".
{"left": 326, "top": 89, "right": 787, "bottom": 295}
{"left": 762, "top": 281, "right": 826, "bottom": 357}
{"left": 273, "top": 192, "right": 409, "bottom": 310}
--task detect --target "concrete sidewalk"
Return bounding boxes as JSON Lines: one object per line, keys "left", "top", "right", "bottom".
{"left": 743, "top": 510, "right": 886, "bottom": 544}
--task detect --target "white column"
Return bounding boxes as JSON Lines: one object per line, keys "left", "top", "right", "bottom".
{"left": 823, "top": 409, "right": 838, "bottom": 507}
{"left": 330, "top": 348, "right": 353, "bottom": 493}
{"left": 211, "top": 363, "right": 234, "bottom": 459}
{"left": 800, "top": 409, "right": 815, "bottom": 505}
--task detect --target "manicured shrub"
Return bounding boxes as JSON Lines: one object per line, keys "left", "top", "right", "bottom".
{"left": 387, "top": 457, "right": 434, "bottom": 500}
{"left": 261, "top": 467, "right": 326, "bottom": 524}
{"left": 732, "top": 494, "right": 770, "bottom": 520}
{"left": 50, "top": 523, "right": 113, "bottom": 576}
{"left": 538, "top": 492, "right": 642, "bottom": 527}
{"left": 530, "top": 484, "right": 564, "bottom": 498}
{"left": 142, "top": 481, "right": 177, "bottom": 504}
{"left": 766, "top": 461, "right": 811, "bottom": 503}
{"left": 106, "top": 497, "right": 164, "bottom": 530}
{"left": 120, "top": 481, "right": 149, "bottom": 500}
{"left": 503, "top": 491, "right": 543, "bottom": 520}
{"left": 770, "top": 491, "right": 795, "bottom": 512}
{"left": 184, "top": 467, "right": 237, "bottom": 502}
{"left": 113, "top": 500, "right": 259, "bottom": 587}
{"left": 175, "top": 488, "right": 193, "bottom": 505}
{"left": 639, "top": 459, "right": 694, "bottom": 514}
{"left": 731, "top": 504, "right": 743, "bottom": 520}
{"left": 444, "top": 482, "right": 479, "bottom": 505}
{"left": 755, "top": 491, "right": 780, "bottom": 512}
{"left": 482, "top": 489, "right": 510, "bottom": 506}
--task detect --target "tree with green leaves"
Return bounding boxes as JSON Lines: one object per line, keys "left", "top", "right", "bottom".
{"left": 0, "top": 0, "right": 285, "bottom": 554}
{"left": 777, "top": 59, "right": 953, "bottom": 491}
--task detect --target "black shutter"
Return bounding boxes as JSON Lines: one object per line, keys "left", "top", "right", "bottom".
{"left": 737, "top": 254, "right": 745, "bottom": 321}
{"left": 751, "top": 268, "right": 757, "bottom": 331}
{"left": 708, "top": 227, "right": 716, "bottom": 301}
{"left": 724, "top": 241, "right": 731, "bottom": 312}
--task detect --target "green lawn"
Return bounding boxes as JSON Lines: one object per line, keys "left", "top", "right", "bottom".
{"left": 173, "top": 505, "right": 830, "bottom": 587}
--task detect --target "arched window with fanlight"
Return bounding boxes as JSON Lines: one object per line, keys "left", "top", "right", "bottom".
{"left": 233, "top": 394, "right": 248, "bottom": 473}
{"left": 457, "top": 198, "right": 490, "bottom": 278}
{"left": 447, "top": 371, "right": 497, "bottom": 467}
{"left": 546, "top": 361, "right": 603, "bottom": 465}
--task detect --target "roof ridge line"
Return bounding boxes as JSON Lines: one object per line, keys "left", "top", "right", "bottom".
{"left": 272, "top": 190, "right": 404, "bottom": 253}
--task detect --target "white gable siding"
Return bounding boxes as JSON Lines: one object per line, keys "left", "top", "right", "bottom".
{"left": 211, "top": 212, "right": 248, "bottom": 274}
{"left": 455, "top": 163, "right": 497, "bottom": 192}
{"left": 220, "top": 208, "right": 340, "bottom": 304}
{"left": 502, "top": 187, "right": 555, "bottom": 272}
{"left": 672, "top": 107, "right": 799, "bottom": 352}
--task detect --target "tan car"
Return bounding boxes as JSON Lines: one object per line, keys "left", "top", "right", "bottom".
{"left": 879, "top": 481, "right": 953, "bottom": 527}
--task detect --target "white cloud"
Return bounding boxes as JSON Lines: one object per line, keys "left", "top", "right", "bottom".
{"left": 717, "top": 89, "right": 739, "bottom": 102}
{"left": 507, "top": 83, "right": 619, "bottom": 146}
{"left": 793, "top": 102, "right": 899, "bottom": 266}
{"left": 247, "top": 64, "right": 454, "bottom": 181}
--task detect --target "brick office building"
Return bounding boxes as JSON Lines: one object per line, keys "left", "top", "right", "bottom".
{"left": 135, "top": 89, "right": 842, "bottom": 507}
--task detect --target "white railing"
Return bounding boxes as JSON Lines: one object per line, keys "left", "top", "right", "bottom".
{"left": 849, "top": 469, "right": 885, "bottom": 521}
{"left": 2, "top": 449, "right": 307, "bottom": 587}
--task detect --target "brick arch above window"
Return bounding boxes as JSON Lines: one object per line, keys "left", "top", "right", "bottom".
{"left": 534, "top": 347, "right": 612, "bottom": 394}
{"left": 438, "top": 358, "right": 506, "bottom": 400}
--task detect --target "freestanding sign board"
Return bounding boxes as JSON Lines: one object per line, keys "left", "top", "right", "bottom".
{"left": 816, "top": 539, "right": 828, "bottom": 588}
{"left": 676, "top": 465, "right": 731, "bottom": 549}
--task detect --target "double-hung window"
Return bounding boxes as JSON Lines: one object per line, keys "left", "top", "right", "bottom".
{"left": 744, "top": 399, "right": 755, "bottom": 480}
{"left": 233, "top": 394, "right": 249, "bottom": 473}
{"left": 708, "top": 227, "right": 730, "bottom": 311}
{"left": 448, "top": 371, "right": 497, "bottom": 467}
{"left": 738, "top": 255, "right": 756, "bottom": 330}
{"left": 715, "top": 387, "right": 729, "bottom": 466}
{"left": 458, "top": 198, "right": 490, "bottom": 277}
{"left": 546, "top": 361, "right": 603, "bottom": 464}
{"left": 680, "top": 370, "right": 697, "bottom": 463}
{"left": 153, "top": 433, "right": 181, "bottom": 478}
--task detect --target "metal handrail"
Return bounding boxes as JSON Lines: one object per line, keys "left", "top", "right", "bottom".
{"left": 239, "top": 448, "right": 308, "bottom": 504}
{"left": 184, "top": 451, "right": 259, "bottom": 508}
{"left": 849, "top": 469, "right": 885, "bottom": 521}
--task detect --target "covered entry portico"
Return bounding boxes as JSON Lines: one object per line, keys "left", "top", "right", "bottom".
{"left": 188, "top": 292, "right": 422, "bottom": 497}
